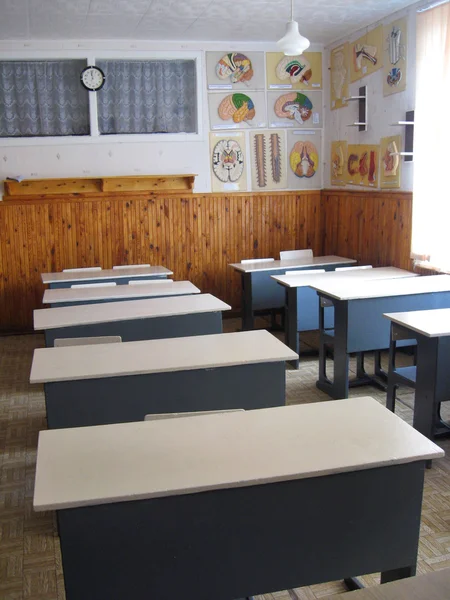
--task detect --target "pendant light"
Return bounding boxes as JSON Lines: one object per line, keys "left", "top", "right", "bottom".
{"left": 277, "top": 0, "right": 310, "bottom": 56}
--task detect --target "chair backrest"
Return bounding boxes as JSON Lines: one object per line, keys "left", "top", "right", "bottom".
{"left": 144, "top": 409, "right": 245, "bottom": 421}
{"left": 335, "top": 265, "right": 373, "bottom": 272}
{"left": 70, "top": 282, "right": 117, "bottom": 289}
{"left": 54, "top": 336, "right": 122, "bottom": 347}
{"left": 280, "top": 249, "right": 313, "bottom": 261}
{"left": 241, "top": 258, "right": 275, "bottom": 264}
{"left": 283, "top": 269, "right": 326, "bottom": 276}
{"left": 112, "top": 264, "right": 151, "bottom": 270}
{"left": 128, "top": 279, "right": 173, "bottom": 285}
{"left": 62, "top": 267, "right": 102, "bottom": 273}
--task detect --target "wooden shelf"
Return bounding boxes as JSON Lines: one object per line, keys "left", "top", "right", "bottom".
{"left": 2, "top": 174, "right": 196, "bottom": 199}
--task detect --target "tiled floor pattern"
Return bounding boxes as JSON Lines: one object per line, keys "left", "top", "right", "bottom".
{"left": 0, "top": 321, "right": 449, "bottom": 599}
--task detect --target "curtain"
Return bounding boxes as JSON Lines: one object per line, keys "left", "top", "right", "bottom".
{"left": 96, "top": 60, "right": 197, "bottom": 135}
{"left": 0, "top": 60, "right": 90, "bottom": 137}
{"left": 412, "top": 2, "right": 450, "bottom": 270}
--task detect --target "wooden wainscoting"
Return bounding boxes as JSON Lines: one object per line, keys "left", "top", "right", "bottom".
{"left": 321, "top": 189, "right": 413, "bottom": 270}
{"left": 0, "top": 191, "right": 323, "bottom": 332}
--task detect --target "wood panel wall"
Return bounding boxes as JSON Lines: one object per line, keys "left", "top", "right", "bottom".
{"left": 321, "top": 189, "right": 413, "bottom": 271}
{"left": 0, "top": 191, "right": 323, "bottom": 332}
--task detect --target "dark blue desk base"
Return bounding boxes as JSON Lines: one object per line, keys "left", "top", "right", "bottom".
{"left": 57, "top": 461, "right": 425, "bottom": 600}
{"left": 316, "top": 291, "right": 450, "bottom": 400}
{"left": 48, "top": 274, "right": 168, "bottom": 289}
{"left": 387, "top": 322, "right": 450, "bottom": 440}
{"left": 44, "top": 311, "right": 223, "bottom": 347}
{"left": 44, "top": 362, "right": 286, "bottom": 429}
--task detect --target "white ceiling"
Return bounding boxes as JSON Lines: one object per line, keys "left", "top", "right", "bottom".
{"left": 0, "top": 0, "right": 417, "bottom": 44}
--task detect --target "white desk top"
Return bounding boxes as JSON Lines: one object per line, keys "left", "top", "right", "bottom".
{"left": 33, "top": 294, "right": 231, "bottom": 331}
{"left": 272, "top": 267, "right": 416, "bottom": 289}
{"left": 43, "top": 280, "right": 200, "bottom": 305}
{"left": 33, "top": 396, "right": 443, "bottom": 511}
{"left": 311, "top": 274, "right": 450, "bottom": 301}
{"left": 384, "top": 308, "right": 450, "bottom": 338}
{"left": 41, "top": 266, "right": 173, "bottom": 284}
{"left": 229, "top": 255, "right": 356, "bottom": 273}
{"left": 30, "top": 330, "right": 298, "bottom": 383}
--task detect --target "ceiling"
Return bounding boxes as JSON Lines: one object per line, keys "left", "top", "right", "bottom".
{"left": 0, "top": 0, "right": 417, "bottom": 44}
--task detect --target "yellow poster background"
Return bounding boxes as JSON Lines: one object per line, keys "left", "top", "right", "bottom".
{"left": 383, "top": 18, "right": 407, "bottom": 97}
{"left": 350, "top": 26, "right": 384, "bottom": 83}
{"left": 346, "top": 144, "right": 380, "bottom": 188}
{"left": 380, "top": 135, "right": 402, "bottom": 189}
{"left": 330, "top": 43, "right": 349, "bottom": 110}
{"left": 331, "top": 141, "right": 348, "bottom": 186}
{"left": 266, "top": 52, "right": 323, "bottom": 90}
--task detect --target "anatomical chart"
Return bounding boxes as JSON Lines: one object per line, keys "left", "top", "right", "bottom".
{"left": 346, "top": 144, "right": 380, "bottom": 187}
{"left": 331, "top": 141, "right": 348, "bottom": 186}
{"left": 287, "top": 131, "right": 322, "bottom": 190}
{"left": 206, "top": 51, "right": 265, "bottom": 90}
{"left": 268, "top": 90, "right": 322, "bottom": 128}
{"left": 350, "top": 26, "right": 383, "bottom": 83}
{"left": 330, "top": 43, "right": 349, "bottom": 110}
{"left": 210, "top": 132, "right": 248, "bottom": 192}
{"left": 208, "top": 91, "right": 267, "bottom": 130}
{"left": 380, "top": 135, "right": 402, "bottom": 189}
{"left": 383, "top": 18, "right": 407, "bottom": 96}
{"left": 250, "top": 130, "right": 287, "bottom": 191}
{"left": 266, "top": 52, "right": 323, "bottom": 90}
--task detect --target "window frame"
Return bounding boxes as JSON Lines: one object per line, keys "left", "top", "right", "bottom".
{"left": 0, "top": 50, "right": 203, "bottom": 146}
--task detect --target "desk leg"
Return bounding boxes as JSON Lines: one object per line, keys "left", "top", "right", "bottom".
{"left": 380, "top": 565, "right": 416, "bottom": 583}
{"left": 286, "top": 288, "right": 299, "bottom": 369}
{"left": 317, "top": 300, "right": 350, "bottom": 400}
{"left": 242, "top": 273, "right": 254, "bottom": 331}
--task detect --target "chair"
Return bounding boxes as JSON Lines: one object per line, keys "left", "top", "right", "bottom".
{"left": 241, "top": 258, "right": 275, "bottom": 264}
{"left": 279, "top": 249, "right": 313, "bottom": 260}
{"left": 144, "top": 409, "right": 245, "bottom": 421}
{"left": 335, "top": 265, "right": 373, "bottom": 271}
{"left": 70, "top": 282, "right": 117, "bottom": 289}
{"left": 63, "top": 267, "right": 101, "bottom": 272}
{"left": 128, "top": 279, "right": 173, "bottom": 285}
{"left": 282, "top": 269, "right": 326, "bottom": 276}
{"left": 112, "top": 264, "right": 151, "bottom": 270}
{"left": 54, "top": 336, "right": 122, "bottom": 347}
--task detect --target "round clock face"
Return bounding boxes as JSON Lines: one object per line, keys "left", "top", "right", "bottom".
{"left": 80, "top": 66, "right": 105, "bottom": 91}
{"left": 212, "top": 139, "right": 244, "bottom": 183}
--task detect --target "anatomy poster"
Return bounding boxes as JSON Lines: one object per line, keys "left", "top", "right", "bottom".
{"left": 208, "top": 91, "right": 267, "bottom": 130}
{"left": 330, "top": 43, "right": 349, "bottom": 110}
{"left": 250, "top": 130, "right": 287, "bottom": 191}
{"left": 210, "top": 132, "right": 248, "bottom": 192}
{"left": 268, "top": 90, "right": 322, "bottom": 128}
{"left": 346, "top": 144, "right": 380, "bottom": 188}
{"left": 331, "top": 141, "right": 348, "bottom": 186}
{"left": 287, "top": 130, "right": 322, "bottom": 190}
{"left": 383, "top": 18, "right": 407, "bottom": 96}
{"left": 350, "top": 26, "right": 383, "bottom": 83}
{"left": 206, "top": 51, "right": 265, "bottom": 90}
{"left": 380, "top": 135, "right": 402, "bottom": 189}
{"left": 266, "top": 52, "right": 323, "bottom": 90}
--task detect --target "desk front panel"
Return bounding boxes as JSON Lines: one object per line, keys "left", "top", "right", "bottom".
{"left": 57, "top": 461, "right": 425, "bottom": 600}
{"left": 44, "top": 311, "right": 223, "bottom": 347}
{"left": 44, "top": 361, "right": 286, "bottom": 429}
{"left": 48, "top": 274, "right": 168, "bottom": 289}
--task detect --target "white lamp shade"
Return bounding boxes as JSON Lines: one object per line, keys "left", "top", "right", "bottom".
{"left": 277, "top": 21, "right": 310, "bottom": 56}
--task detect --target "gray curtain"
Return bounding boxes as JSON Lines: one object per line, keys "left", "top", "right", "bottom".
{"left": 0, "top": 60, "right": 90, "bottom": 137}
{"left": 96, "top": 60, "right": 197, "bottom": 135}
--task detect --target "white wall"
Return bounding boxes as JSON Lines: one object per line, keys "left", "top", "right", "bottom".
{"left": 324, "top": 3, "right": 419, "bottom": 192}
{"left": 0, "top": 39, "right": 323, "bottom": 196}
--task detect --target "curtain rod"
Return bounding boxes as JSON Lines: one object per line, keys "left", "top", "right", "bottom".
{"left": 417, "top": 0, "right": 449, "bottom": 13}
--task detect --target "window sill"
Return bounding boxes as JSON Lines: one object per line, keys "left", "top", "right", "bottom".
{"left": 413, "top": 260, "right": 450, "bottom": 275}
{"left": 0, "top": 132, "right": 203, "bottom": 147}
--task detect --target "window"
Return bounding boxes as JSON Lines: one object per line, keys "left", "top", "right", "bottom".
{"left": 412, "top": 2, "right": 450, "bottom": 272}
{"left": 0, "top": 60, "right": 90, "bottom": 138}
{"left": 96, "top": 60, "right": 197, "bottom": 135}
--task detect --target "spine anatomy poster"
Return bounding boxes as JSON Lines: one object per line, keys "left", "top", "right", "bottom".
{"left": 346, "top": 144, "right": 380, "bottom": 188}
{"left": 250, "top": 130, "right": 287, "bottom": 191}
{"left": 210, "top": 132, "right": 247, "bottom": 192}
{"left": 383, "top": 18, "right": 407, "bottom": 96}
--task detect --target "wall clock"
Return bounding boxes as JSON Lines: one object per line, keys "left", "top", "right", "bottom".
{"left": 80, "top": 66, "right": 105, "bottom": 91}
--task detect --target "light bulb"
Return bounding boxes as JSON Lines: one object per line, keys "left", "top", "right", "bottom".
{"left": 277, "top": 21, "right": 310, "bottom": 56}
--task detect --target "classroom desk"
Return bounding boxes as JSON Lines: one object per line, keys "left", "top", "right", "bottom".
{"left": 229, "top": 255, "right": 356, "bottom": 330}
{"left": 384, "top": 308, "right": 450, "bottom": 440}
{"left": 33, "top": 397, "right": 443, "bottom": 600}
{"left": 312, "top": 275, "right": 450, "bottom": 400}
{"left": 41, "top": 266, "right": 173, "bottom": 288}
{"left": 30, "top": 330, "right": 298, "bottom": 429}
{"left": 272, "top": 267, "right": 417, "bottom": 368}
{"left": 34, "top": 294, "right": 231, "bottom": 347}
{"left": 43, "top": 280, "right": 200, "bottom": 307}
{"left": 324, "top": 568, "right": 450, "bottom": 600}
